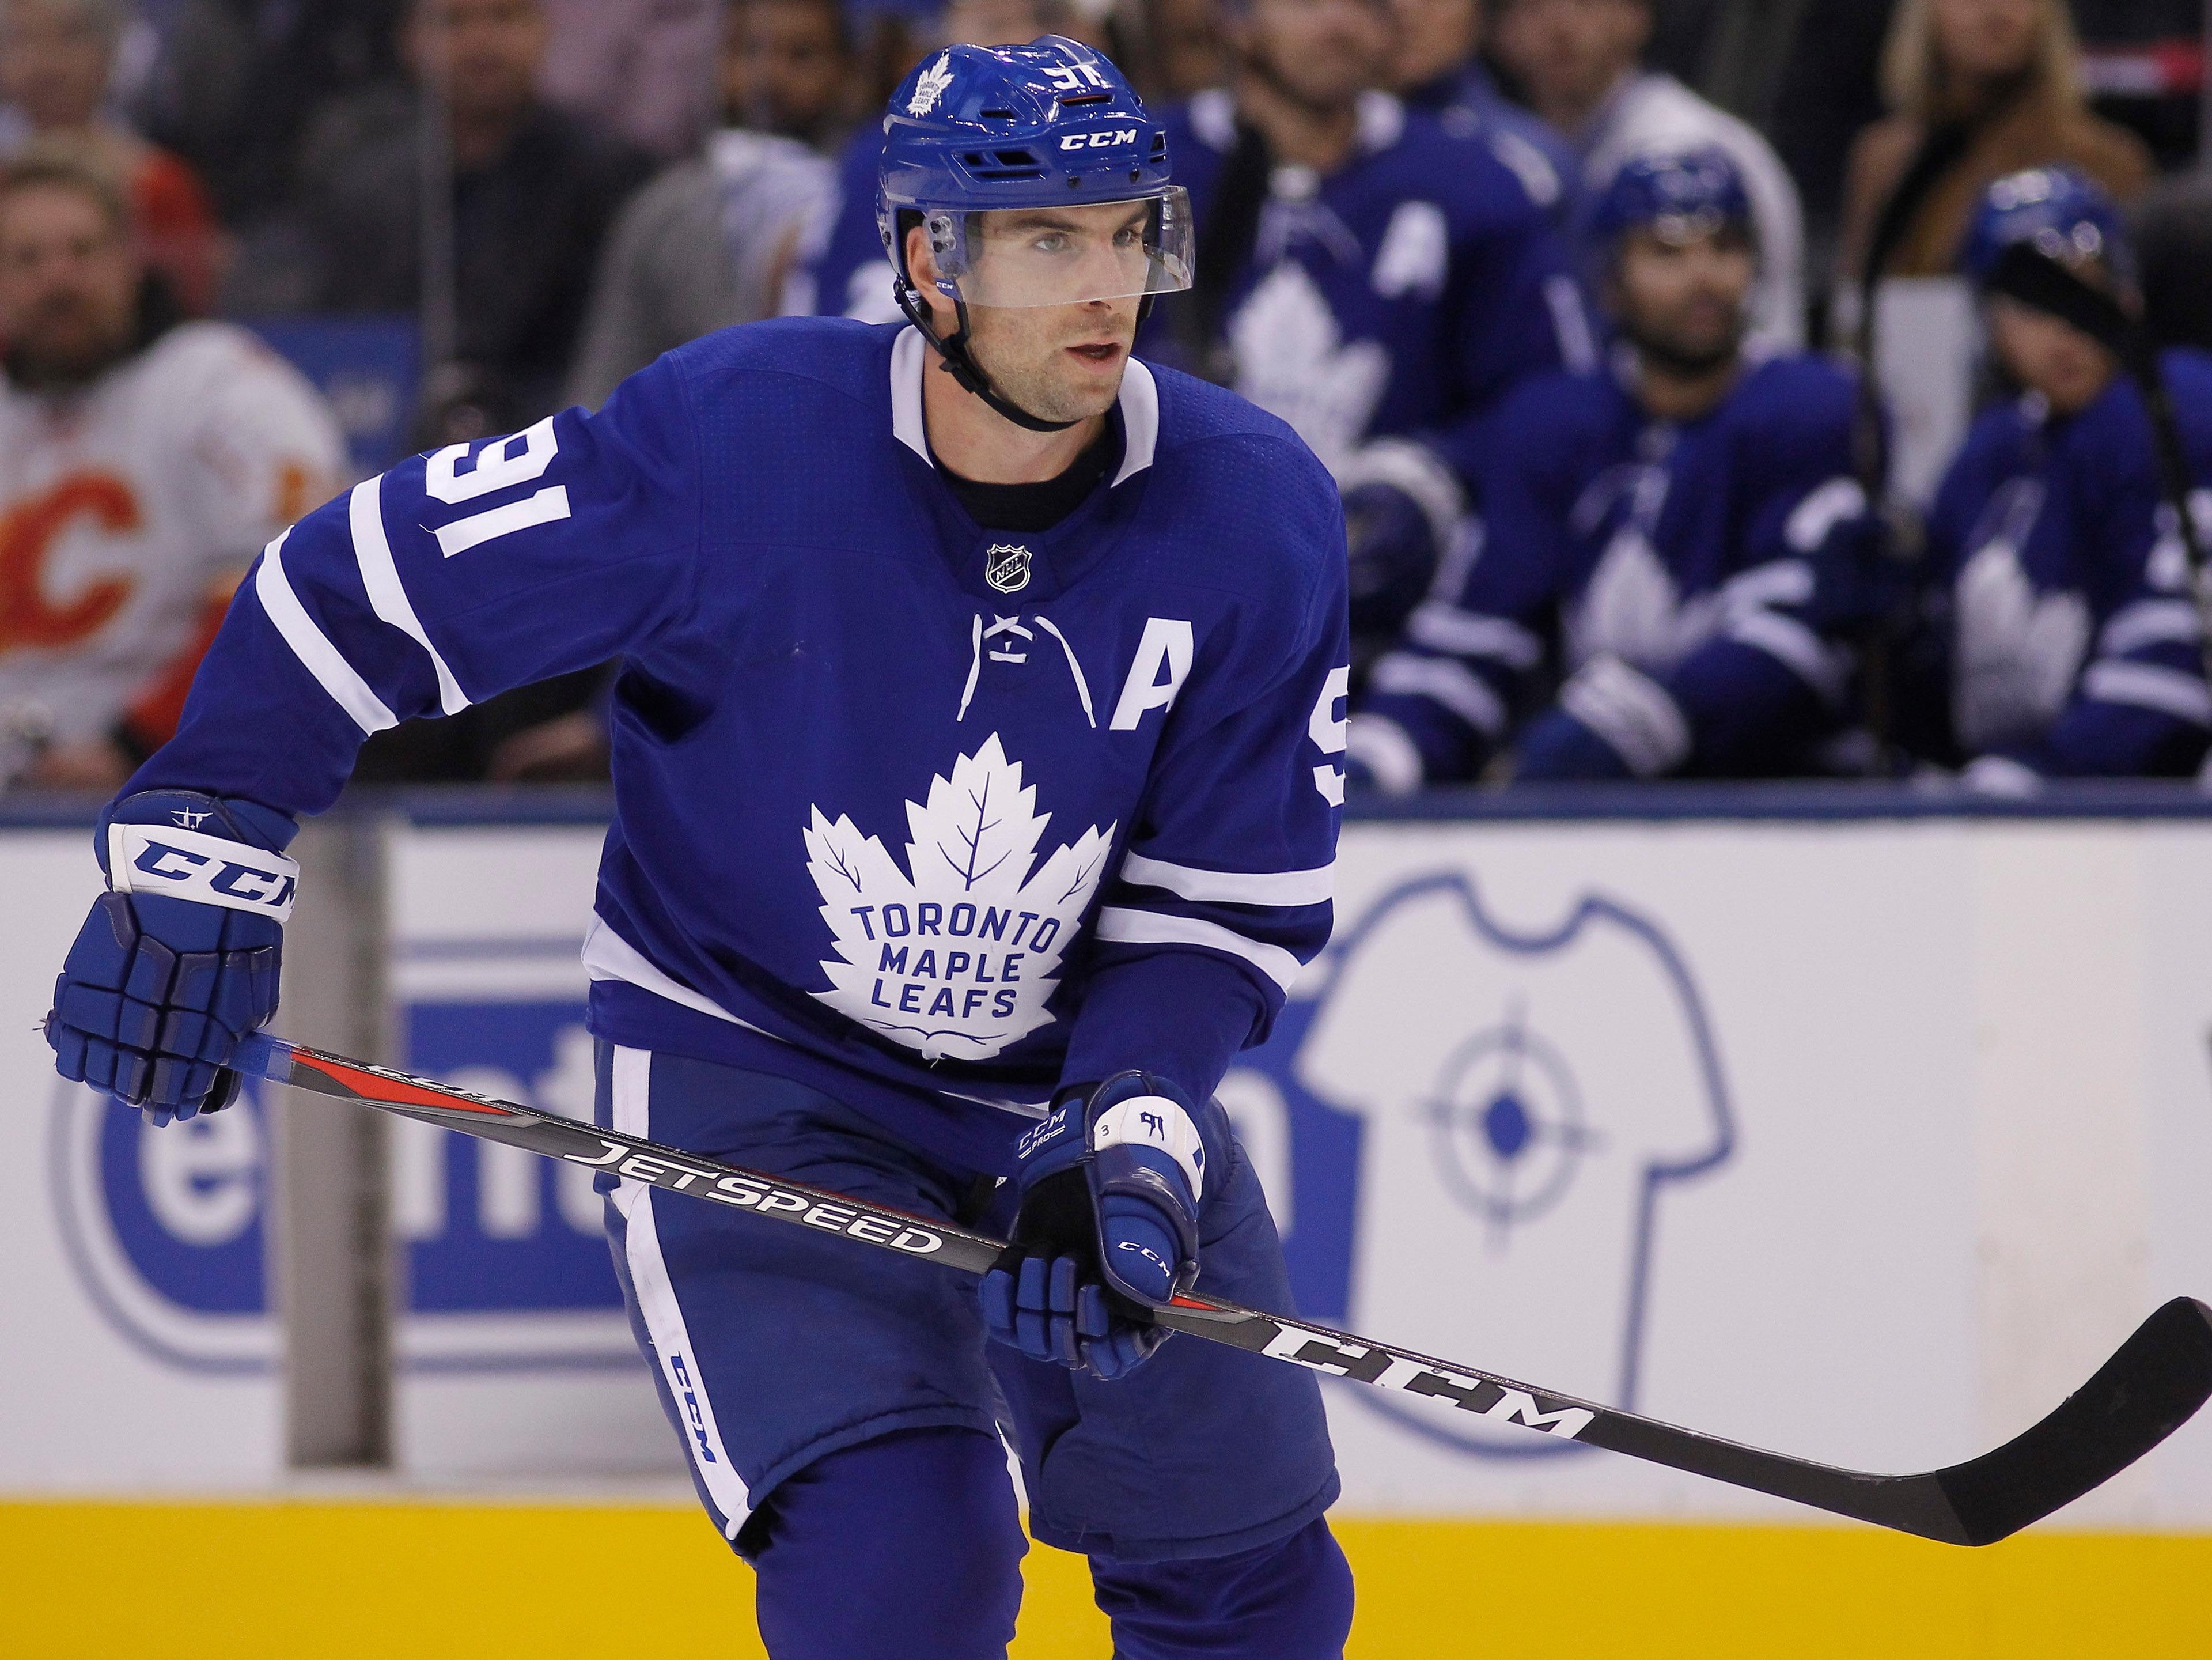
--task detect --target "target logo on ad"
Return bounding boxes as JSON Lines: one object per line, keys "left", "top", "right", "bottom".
{"left": 1226, "top": 871, "right": 1735, "bottom": 1458}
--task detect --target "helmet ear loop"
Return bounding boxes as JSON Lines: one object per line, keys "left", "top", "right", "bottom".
{"left": 892, "top": 261, "right": 993, "bottom": 402}
{"left": 899, "top": 266, "right": 1084, "bottom": 436}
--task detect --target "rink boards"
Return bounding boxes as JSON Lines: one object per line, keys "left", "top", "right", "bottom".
{"left": 7, "top": 789, "right": 2212, "bottom": 1541}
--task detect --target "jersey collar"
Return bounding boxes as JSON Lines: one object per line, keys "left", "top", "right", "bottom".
{"left": 889, "top": 326, "right": 1158, "bottom": 489}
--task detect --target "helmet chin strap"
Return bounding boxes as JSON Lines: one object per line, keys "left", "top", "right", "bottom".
{"left": 895, "top": 278, "right": 1081, "bottom": 435}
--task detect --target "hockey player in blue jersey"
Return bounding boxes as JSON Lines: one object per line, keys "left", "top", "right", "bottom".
{"left": 782, "top": 0, "right": 1059, "bottom": 324}
{"left": 1930, "top": 167, "right": 2212, "bottom": 786}
{"left": 1390, "top": 0, "right": 1581, "bottom": 237}
{"left": 794, "top": 0, "right": 1591, "bottom": 665}
{"left": 1348, "top": 148, "right": 1873, "bottom": 787}
{"left": 43, "top": 40, "right": 1355, "bottom": 1660}
{"left": 1147, "top": 0, "right": 1593, "bottom": 659}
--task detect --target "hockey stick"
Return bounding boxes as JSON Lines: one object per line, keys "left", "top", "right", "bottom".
{"left": 232, "top": 1032, "right": 2212, "bottom": 1546}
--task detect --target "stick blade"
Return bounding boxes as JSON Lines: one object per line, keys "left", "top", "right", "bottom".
{"left": 1934, "top": 1297, "right": 2212, "bottom": 1545}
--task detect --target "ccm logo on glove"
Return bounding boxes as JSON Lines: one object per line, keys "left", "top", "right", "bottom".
{"left": 107, "top": 823, "right": 299, "bottom": 922}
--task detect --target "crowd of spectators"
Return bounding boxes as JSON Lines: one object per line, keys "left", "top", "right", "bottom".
{"left": 2, "top": 0, "right": 2211, "bottom": 792}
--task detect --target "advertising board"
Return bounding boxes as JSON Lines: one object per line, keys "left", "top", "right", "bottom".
{"left": 6, "top": 801, "right": 2211, "bottom": 1526}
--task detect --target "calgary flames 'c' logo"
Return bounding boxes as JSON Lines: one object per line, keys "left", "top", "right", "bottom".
{"left": 0, "top": 472, "right": 142, "bottom": 652}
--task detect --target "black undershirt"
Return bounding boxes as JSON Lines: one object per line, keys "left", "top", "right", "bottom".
{"left": 936, "top": 421, "right": 1121, "bottom": 532}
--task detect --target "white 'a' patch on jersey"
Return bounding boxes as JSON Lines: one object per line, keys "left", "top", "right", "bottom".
{"left": 803, "top": 733, "right": 1116, "bottom": 1061}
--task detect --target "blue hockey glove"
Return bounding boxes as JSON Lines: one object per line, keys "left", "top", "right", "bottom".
{"left": 1512, "top": 707, "right": 1633, "bottom": 781}
{"left": 1804, "top": 506, "right": 1916, "bottom": 633}
{"left": 1337, "top": 439, "right": 1463, "bottom": 642}
{"left": 46, "top": 791, "right": 296, "bottom": 1125}
{"left": 1342, "top": 481, "right": 1443, "bottom": 641}
{"left": 980, "top": 1071, "right": 1219, "bottom": 1381}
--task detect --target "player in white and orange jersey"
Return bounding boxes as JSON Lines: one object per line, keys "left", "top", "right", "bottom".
{"left": 0, "top": 148, "right": 342, "bottom": 789}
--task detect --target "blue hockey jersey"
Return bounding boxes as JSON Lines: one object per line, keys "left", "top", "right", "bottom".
{"left": 130, "top": 320, "right": 1352, "bottom": 1173}
{"left": 1929, "top": 350, "right": 2212, "bottom": 778}
{"left": 1147, "top": 89, "right": 1592, "bottom": 489}
{"left": 780, "top": 127, "right": 905, "bottom": 325}
{"left": 1354, "top": 353, "right": 1865, "bottom": 783}
{"left": 1403, "top": 62, "right": 1582, "bottom": 239}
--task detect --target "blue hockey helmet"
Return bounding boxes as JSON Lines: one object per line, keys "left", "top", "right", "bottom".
{"left": 877, "top": 37, "right": 1190, "bottom": 311}
{"left": 1963, "top": 166, "right": 2134, "bottom": 290}
{"left": 1590, "top": 146, "right": 1755, "bottom": 251}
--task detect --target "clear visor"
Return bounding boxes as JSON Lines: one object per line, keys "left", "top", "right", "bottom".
{"left": 924, "top": 187, "right": 1194, "bottom": 309}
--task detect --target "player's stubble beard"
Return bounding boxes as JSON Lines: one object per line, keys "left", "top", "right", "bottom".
{"left": 1621, "top": 310, "right": 1743, "bottom": 381}
{"left": 964, "top": 298, "right": 1139, "bottom": 429}
{"left": 1613, "top": 263, "right": 1749, "bottom": 384}
{"left": 3, "top": 286, "right": 140, "bottom": 393}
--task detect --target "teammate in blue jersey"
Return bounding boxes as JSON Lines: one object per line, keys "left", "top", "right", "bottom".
{"left": 1929, "top": 168, "right": 2212, "bottom": 786}
{"left": 782, "top": 0, "right": 1059, "bottom": 324}
{"left": 44, "top": 40, "right": 1355, "bottom": 1660}
{"left": 1390, "top": 0, "right": 1581, "bottom": 237}
{"left": 785, "top": 115, "right": 909, "bottom": 322}
{"left": 1146, "top": 0, "right": 1593, "bottom": 660}
{"left": 1349, "top": 148, "right": 1875, "bottom": 788}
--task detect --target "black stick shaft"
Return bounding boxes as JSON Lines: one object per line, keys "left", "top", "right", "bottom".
{"left": 232, "top": 1034, "right": 2212, "bottom": 1546}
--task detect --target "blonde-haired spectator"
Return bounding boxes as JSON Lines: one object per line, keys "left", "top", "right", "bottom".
{"left": 1838, "top": 0, "right": 2152, "bottom": 287}
{"left": 0, "top": 0, "right": 223, "bottom": 314}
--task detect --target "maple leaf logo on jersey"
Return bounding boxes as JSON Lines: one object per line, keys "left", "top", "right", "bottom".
{"left": 1954, "top": 519, "right": 2090, "bottom": 750}
{"left": 1226, "top": 264, "right": 1389, "bottom": 470}
{"left": 908, "top": 54, "right": 955, "bottom": 116}
{"left": 803, "top": 734, "right": 1116, "bottom": 1062}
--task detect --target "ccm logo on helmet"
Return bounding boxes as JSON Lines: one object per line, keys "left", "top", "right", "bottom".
{"left": 1060, "top": 128, "right": 1137, "bottom": 150}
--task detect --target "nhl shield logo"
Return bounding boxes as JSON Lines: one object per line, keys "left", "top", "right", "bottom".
{"left": 985, "top": 543, "right": 1033, "bottom": 593}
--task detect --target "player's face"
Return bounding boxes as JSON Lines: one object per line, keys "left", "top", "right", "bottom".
{"left": 1609, "top": 225, "right": 1754, "bottom": 375}
{"left": 0, "top": 1, "right": 113, "bottom": 129}
{"left": 1493, "top": 0, "right": 1647, "bottom": 117}
{"left": 964, "top": 290, "right": 1142, "bottom": 425}
{"left": 407, "top": 0, "right": 549, "bottom": 123}
{"left": 1242, "top": 0, "right": 1395, "bottom": 113}
{"left": 1986, "top": 296, "right": 2115, "bottom": 417}
{"left": 908, "top": 204, "right": 1146, "bottom": 426}
{"left": 0, "top": 184, "right": 141, "bottom": 388}
{"left": 1391, "top": 0, "right": 1481, "bottom": 92}
{"left": 1930, "top": 0, "right": 2040, "bottom": 85}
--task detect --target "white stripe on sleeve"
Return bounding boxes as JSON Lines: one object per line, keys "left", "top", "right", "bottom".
{"left": 1093, "top": 906, "right": 1305, "bottom": 993}
{"left": 1344, "top": 712, "right": 1425, "bottom": 796}
{"left": 1558, "top": 655, "right": 1690, "bottom": 777}
{"left": 1726, "top": 608, "right": 1847, "bottom": 703}
{"left": 1369, "top": 651, "right": 1508, "bottom": 735}
{"left": 1405, "top": 603, "right": 1544, "bottom": 667}
{"left": 350, "top": 477, "right": 471, "bottom": 715}
{"left": 1119, "top": 853, "right": 1334, "bottom": 907}
{"left": 2082, "top": 660, "right": 2212, "bottom": 725}
{"left": 2100, "top": 599, "right": 2202, "bottom": 657}
{"left": 254, "top": 531, "right": 399, "bottom": 734}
